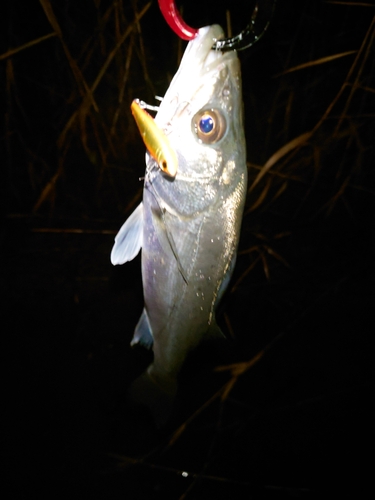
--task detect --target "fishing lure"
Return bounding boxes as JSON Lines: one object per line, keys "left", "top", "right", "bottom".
{"left": 130, "top": 99, "right": 178, "bottom": 178}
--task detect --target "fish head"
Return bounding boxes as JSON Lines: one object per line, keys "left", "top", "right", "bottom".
{"left": 153, "top": 25, "right": 246, "bottom": 196}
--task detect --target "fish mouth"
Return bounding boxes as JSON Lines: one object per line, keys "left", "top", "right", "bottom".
{"left": 175, "top": 25, "right": 237, "bottom": 81}
{"left": 195, "top": 25, "right": 237, "bottom": 67}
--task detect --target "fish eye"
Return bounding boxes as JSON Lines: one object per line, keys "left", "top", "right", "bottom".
{"left": 193, "top": 109, "right": 226, "bottom": 144}
{"left": 199, "top": 115, "right": 214, "bottom": 134}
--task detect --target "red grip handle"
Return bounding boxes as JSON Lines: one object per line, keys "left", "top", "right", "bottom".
{"left": 158, "top": 0, "right": 198, "bottom": 40}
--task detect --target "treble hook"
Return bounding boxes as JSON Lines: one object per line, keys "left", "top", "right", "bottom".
{"left": 158, "top": 0, "right": 276, "bottom": 51}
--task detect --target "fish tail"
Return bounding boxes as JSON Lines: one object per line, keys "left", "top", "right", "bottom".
{"left": 127, "top": 369, "right": 177, "bottom": 428}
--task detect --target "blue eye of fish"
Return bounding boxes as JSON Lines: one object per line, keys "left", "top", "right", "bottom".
{"left": 193, "top": 109, "right": 226, "bottom": 144}
{"left": 199, "top": 115, "right": 214, "bottom": 134}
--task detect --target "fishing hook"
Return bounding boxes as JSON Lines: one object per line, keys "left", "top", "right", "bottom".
{"left": 158, "top": 0, "right": 276, "bottom": 51}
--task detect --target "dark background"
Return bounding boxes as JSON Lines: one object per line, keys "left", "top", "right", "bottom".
{"left": 2, "top": 1, "right": 374, "bottom": 498}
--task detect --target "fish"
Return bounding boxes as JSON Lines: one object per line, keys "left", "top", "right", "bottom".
{"left": 111, "top": 25, "right": 247, "bottom": 425}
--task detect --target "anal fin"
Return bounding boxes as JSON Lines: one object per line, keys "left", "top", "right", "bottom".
{"left": 130, "top": 308, "right": 154, "bottom": 349}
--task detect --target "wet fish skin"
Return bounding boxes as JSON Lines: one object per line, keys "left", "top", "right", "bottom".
{"left": 111, "top": 25, "right": 247, "bottom": 423}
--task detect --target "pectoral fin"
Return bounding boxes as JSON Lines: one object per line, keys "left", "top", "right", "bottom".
{"left": 111, "top": 203, "right": 143, "bottom": 265}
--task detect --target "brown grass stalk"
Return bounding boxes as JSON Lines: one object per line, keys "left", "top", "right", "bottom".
{"left": 312, "top": 15, "right": 375, "bottom": 134}
{"left": 248, "top": 132, "right": 312, "bottom": 193}
{"left": 275, "top": 50, "right": 357, "bottom": 77}
{"left": 57, "top": 1, "right": 151, "bottom": 150}
{"left": 39, "top": 0, "right": 99, "bottom": 112}
{"left": 0, "top": 32, "right": 57, "bottom": 61}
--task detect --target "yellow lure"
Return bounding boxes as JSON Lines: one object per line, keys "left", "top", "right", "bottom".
{"left": 130, "top": 99, "right": 178, "bottom": 178}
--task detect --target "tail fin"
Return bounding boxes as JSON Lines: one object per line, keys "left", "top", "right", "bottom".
{"left": 127, "top": 369, "right": 177, "bottom": 428}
